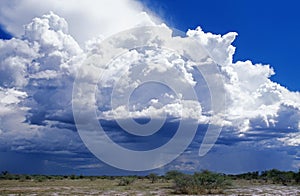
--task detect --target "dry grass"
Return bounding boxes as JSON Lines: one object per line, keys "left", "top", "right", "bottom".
{"left": 1, "top": 178, "right": 300, "bottom": 195}
{"left": 0, "top": 178, "right": 173, "bottom": 195}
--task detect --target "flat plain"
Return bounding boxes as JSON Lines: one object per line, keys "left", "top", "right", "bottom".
{"left": 1, "top": 178, "right": 300, "bottom": 195}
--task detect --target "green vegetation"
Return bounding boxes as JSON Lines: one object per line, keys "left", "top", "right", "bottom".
{"left": 147, "top": 173, "right": 159, "bottom": 183}
{"left": 118, "top": 176, "right": 136, "bottom": 186}
{"left": 168, "top": 170, "right": 231, "bottom": 194}
{"left": 165, "top": 170, "right": 183, "bottom": 180}
{"left": 0, "top": 169, "right": 299, "bottom": 195}
{"left": 232, "top": 169, "right": 300, "bottom": 185}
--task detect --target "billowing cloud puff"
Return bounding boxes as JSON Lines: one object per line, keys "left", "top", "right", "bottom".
{"left": 0, "top": 12, "right": 83, "bottom": 154}
{"left": 187, "top": 27, "right": 300, "bottom": 135}
{"left": 0, "top": 38, "right": 38, "bottom": 88}
{"left": 0, "top": 10, "right": 299, "bottom": 172}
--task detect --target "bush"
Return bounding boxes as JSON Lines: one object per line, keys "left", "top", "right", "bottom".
{"left": 173, "top": 170, "right": 231, "bottom": 194}
{"left": 147, "top": 173, "right": 159, "bottom": 183}
{"left": 165, "top": 170, "right": 184, "bottom": 180}
{"left": 195, "top": 170, "right": 230, "bottom": 190}
{"left": 174, "top": 173, "right": 197, "bottom": 194}
{"left": 261, "top": 169, "right": 293, "bottom": 185}
{"left": 34, "top": 176, "right": 47, "bottom": 182}
{"left": 89, "top": 176, "right": 97, "bottom": 181}
{"left": 25, "top": 175, "right": 32, "bottom": 180}
{"left": 118, "top": 177, "right": 136, "bottom": 186}
{"left": 295, "top": 169, "right": 300, "bottom": 184}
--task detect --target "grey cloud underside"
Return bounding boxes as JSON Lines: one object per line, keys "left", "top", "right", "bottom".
{"left": 0, "top": 11, "right": 299, "bottom": 171}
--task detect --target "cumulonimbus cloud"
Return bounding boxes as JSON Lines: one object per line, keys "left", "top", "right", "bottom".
{"left": 0, "top": 7, "right": 299, "bottom": 171}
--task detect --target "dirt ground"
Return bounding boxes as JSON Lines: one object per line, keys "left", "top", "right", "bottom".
{"left": 0, "top": 179, "right": 300, "bottom": 195}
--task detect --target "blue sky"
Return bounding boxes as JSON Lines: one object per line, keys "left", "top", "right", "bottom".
{"left": 141, "top": 0, "right": 300, "bottom": 92}
{"left": 1, "top": 0, "right": 299, "bottom": 91}
{"left": 0, "top": 0, "right": 299, "bottom": 175}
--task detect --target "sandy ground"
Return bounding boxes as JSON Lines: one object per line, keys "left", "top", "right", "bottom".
{"left": 0, "top": 179, "right": 300, "bottom": 195}
{"left": 227, "top": 184, "right": 300, "bottom": 196}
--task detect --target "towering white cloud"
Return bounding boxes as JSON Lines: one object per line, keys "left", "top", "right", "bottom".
{"left": 187, "top": 27, "right": 300, "bottom": 136}
{"left": 0, "top": 12, "right": 84, "bottom": 154}
{"left": 0, "top": 8, "right": 299, "bottom": 172}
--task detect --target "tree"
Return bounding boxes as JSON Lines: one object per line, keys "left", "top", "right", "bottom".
{"left": 148, "top": 173, "right": 159, "bottom": 183}
{"left": 165, "top": 170, "right": 184, "bottom": 180}
{"left": 0, "top": 171, "right": 10, "bottom": 180}
{"left": 295, "top": 169, "right": 300, "bottom": 184}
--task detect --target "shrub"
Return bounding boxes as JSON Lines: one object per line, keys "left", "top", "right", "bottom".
{"left": 295, "top": 169, "right": 300, "bottom": 184}
{"left": 25, "top": 175, "right": 32, "bottom": 180}
{"left": 148, "top": 173, "right": 159, "bottom": 183}
{"left": 89, "top": 176, "right": 97, "bottom": 181}
{"left": 118, "top": 177, "right": 136, "bottom": 186}
{"left": 173, "top": 170, "right": 231, "bottom": 194}
{"left": 174, "top": 173, "right": 197, "bottom": 194}
{"left": 34, "top": 176, "right": 47, "bottom": 182}
{"left": 165, "top": 170, "right": 184, "bottom": 180}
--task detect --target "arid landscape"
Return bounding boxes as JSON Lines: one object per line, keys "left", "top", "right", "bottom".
{"left": 1, "top": 178, "right": 300, "bottom": 195}
{"left": 1, "top": 170, "right": 300, "bottom": 195}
